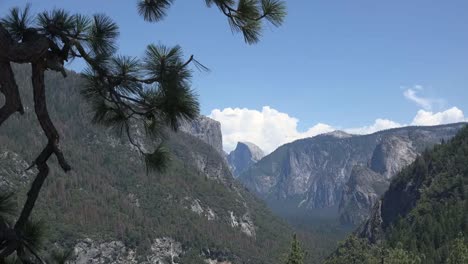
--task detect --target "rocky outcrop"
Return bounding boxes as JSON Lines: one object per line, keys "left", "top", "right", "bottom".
{"left": 179, "top": 116, "right": 224, "bottom": 154}
{"left": 227, "top": 142, "right": 264, "bottom": 177}
{"left": 201, "top": 248, "right": 238, "bottom": 264}
{"left": 0, "top": 150, "right": 36, "bottom": 188}
{"left": 185, "top": 197, "right": 217, "bottom": 221}
{"left": 228, "top": 211, "right": 256, "bottom": 237}
{"left": 72, "top": 238, "right": 182, "bottom": 264}
{"left": 240, "top": 123, "right": 466, "bottom": 222}
{"left": 356, "top": 200, "right": 385, "bottom": 244}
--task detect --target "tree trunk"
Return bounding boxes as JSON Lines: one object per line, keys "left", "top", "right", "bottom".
{"left": 0, "top": 61, "right": 23, "bottom": 125}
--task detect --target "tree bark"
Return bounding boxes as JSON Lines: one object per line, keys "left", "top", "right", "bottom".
{"left": 14, "top": 62, "right": 71, "bottom": 231}
{"left": 0, "top": 24, "right": 49, "bottom": 63}
{"left": 30, "top": 62, "right": 71, "bottom": 171}
{"left": 0, "top": 61, "right": 24, "bottom": 126}
{"left": 15, "top": 162, "right": 50, "bottom": 231}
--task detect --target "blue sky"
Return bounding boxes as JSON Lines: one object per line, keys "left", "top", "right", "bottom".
{"left": 2, "top": 0, "right": 467, "bottom": 152}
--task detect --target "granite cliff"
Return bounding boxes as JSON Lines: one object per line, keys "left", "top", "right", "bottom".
{"left": 240, "top": 124, "right": 465, "bottom": 225}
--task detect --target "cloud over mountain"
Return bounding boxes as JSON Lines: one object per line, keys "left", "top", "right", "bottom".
{"left": 209, "top": 106, "right": 467, "bottom": 154}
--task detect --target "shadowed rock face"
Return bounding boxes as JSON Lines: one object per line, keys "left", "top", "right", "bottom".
{"left": 227, "top": 142, "right": 264, "bottom": 178}
{"left": 339, "top": 166, "right": 389, "bottom": 225}
{"left": 239, "top": 124, "right": 466, "bottom": 224}
{"left": 339, "top": 135, "right": 418, "bottom": 225}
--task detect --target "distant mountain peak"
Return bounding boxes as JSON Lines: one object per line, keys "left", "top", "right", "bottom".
{"left": 236, "top": 142, "right": 265, "bottom": 160}
{"left": 227, "top": 141, "right": 265, "bottom": 178}
{"left": 323, "top": 130, "right": 353, "bottom": 138}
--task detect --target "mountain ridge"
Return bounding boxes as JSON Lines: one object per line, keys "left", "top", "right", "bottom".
{"left": 239, "top": 122, "right": 466, "bottom": 225}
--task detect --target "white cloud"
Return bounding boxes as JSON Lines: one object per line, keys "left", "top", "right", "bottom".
{"left": 209, "top": 106, "right": 467, "bottom": 154}
{"left": 344, "top": 119, "right": 402, "bottom": 134}
{"left": 209, "top": 106, "right": 334, "bottom": 153}
{"left": 403, "top": 86, "right": 444, "bottom": 111}
{"left": 411, "top": 107, "right": 467, "bottom": 126}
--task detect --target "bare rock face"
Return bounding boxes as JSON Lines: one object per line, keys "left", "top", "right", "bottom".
{"left": 339, "top": 136, "right": 417, "bottom": 225}
{"left": 339, "top": 166, "right": 389, "bottom": 225}
{"left": 240, "top": 123, "right": 466, "bottom": 224}
{"left": 179, "top": 116, "right": 224, "bottom": 155}
{"left": 228, "top": 211, "right": 256, "bottom": 237}
{"left": 227, "top": 142, "right": 265, "bottom": 178}
{"left": 370, "top": 135, "right": 418, "bottom": 179}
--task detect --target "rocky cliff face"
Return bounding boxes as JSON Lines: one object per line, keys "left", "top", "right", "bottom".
{"left": 240, "top": 124, "right": 465, "bottom": 224}
{"left": 179, "top": 116, "right": 224, "bottom": 155}
{"left": 370, "top": 135, "right": 418, "bottom": 179}
{"left": 339, "top": 166, "right": 389, "bottom": 225}
{"left": 227, "top": 142, "right": 264, "bottom": 178}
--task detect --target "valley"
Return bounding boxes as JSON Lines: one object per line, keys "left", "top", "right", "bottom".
{"left": 1, "top": 1, "right": 467, "bottom": 263}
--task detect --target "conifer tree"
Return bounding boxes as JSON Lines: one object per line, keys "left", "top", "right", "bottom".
{"left": 285, "top": 234, "right": 304, "bottom": 264}
{"left": 0, "top": 1, "right": 286, "bottom": 262}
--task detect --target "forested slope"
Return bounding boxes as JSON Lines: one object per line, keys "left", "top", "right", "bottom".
{"left": 0, "top": 65, "right": 291, "bottom": 263}
{"left": 326, "top": 125, "right": 468, "bottom": 264}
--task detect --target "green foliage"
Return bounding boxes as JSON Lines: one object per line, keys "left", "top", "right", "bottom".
{"left": 144, "top": 145, "right": 171, "bottom": 172}
{"left": 87, "top": 13, "right": 119, "bottom": 56}
{"left": 385, "top": 245, "right": 422, "bottom": 264}
{"left": 285, "top": 234, "right": 304, "bottom": 264}
{"left": 48, "top": 248, "right": 75, "bottom": 264}
{"left": 21, "top": 220, "right": 46, "bottom": 250}
{"left": 446, "top": 234, "right": 468, "bottom": 264}
{"left": 325, "top": 237, "right": 422, "bottom": 264}
{"left": 139, "top": 0, "right": 287, "bottom": 44}
{"left": 383, "top": 126, "right": 468, "bottom": 264}
{"left": 0, "top": 4, "right": 33, "bottom": 41}
{"left": 137, "top": 0, "right": 174, "bottom": 22}
{"left": 0, "top": 193, "right": 17, "bottom": 218}
{"left": 325, "top": 235, "right": 379, "bottom": 264}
